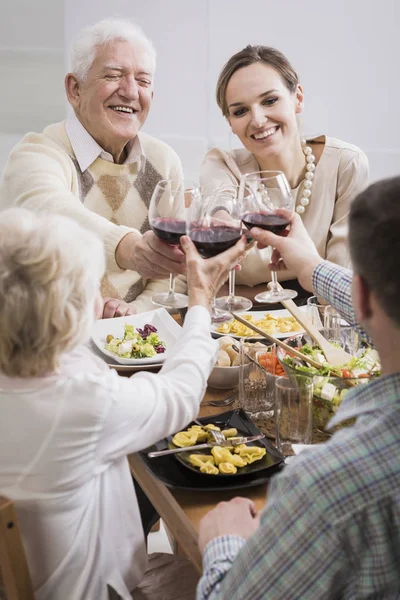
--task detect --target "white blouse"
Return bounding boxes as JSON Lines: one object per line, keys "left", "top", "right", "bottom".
{"left": 200, "top": 135, "right": 369, "bottom": 285}
{"left": 0, "top": 306, "right": 217, "bottom": 600}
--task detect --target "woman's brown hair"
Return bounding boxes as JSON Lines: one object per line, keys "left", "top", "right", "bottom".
{"left": 216, "top": 45, "right": 299, "bottom": 117}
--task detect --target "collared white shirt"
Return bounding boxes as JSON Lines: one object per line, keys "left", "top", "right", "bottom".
{"left": 0, "top": 306, "right": 217, "bottom": 600}
{"left": 65, "top": 113, "right": 143, "bottom": 172}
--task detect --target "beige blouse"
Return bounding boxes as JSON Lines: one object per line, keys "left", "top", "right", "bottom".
{"left": 200, "top": 135, "right": 369, "bottom": 286}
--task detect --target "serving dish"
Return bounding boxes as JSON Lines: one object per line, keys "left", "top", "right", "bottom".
{"left": 210, "top": 307, "right": 306, "bottom": 340}
{"left": 277, "top": 330, "right": 379, "bottom": 430}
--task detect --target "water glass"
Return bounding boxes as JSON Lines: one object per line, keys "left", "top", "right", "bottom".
{"left": 306, "top": 296, "right": 330, "bottom": 328}
{"left": 239, "top": 340, "right": 276, "bottom": 431}
{"left": 275, "top": 376, "right": 313, "bottom": 456}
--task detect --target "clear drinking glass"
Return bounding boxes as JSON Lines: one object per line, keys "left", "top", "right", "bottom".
{"left": 240, "top": 170, "right": 297, "bottom": 303}
{"left": 306, "top": 296, "right": 330, "bottom": 329}
{"left": 149, "top": 180, "right": 199, "bottom": 309}
{"left": 239, "top": 340, "right": 276, "bottom": 434}
{"left": 274, "top": 376, "right": 313, "bottom": 456}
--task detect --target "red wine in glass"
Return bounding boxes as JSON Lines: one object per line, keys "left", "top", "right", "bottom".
{"left": 151, "top": 217, "right": 186, "bottom": 245}
{"left": 189, "top": 225, "right": 241, "bottom": 258}
{"left": 242, "top": 212, "right": 289, "bottom": 235}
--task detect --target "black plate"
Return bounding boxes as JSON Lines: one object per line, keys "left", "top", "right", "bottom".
{"left": 168, "top": 420, "right": 275, "bottom": 478}
{"left": 139, "top": 409, "right": 285, "bottom": 491}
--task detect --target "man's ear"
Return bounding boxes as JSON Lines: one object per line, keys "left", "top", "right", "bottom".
{"left": 65, "top": 73, "right": 81, "bottom": 108}
{"left": 353, "top": 273, "right": 372, "bottom": 322}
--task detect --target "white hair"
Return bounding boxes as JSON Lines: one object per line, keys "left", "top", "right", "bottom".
{"left": 70, "top": 18, "right": 157, "bottom": 81}
{"left": 0, "top": 208, "right": 105, "bottom": 377}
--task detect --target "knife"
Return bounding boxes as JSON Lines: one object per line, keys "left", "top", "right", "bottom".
{"left": 148, "top": 434, "right": 265, "bottom": 458}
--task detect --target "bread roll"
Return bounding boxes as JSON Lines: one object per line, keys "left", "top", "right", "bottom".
{"left": 216, "top": 349, "right": 230, "bottom": 367}
{"left": 217, "top": 336, "right": 235, "bottom": 350}
{"left": 225, "top": 344, "right": 239, "bottom": 365}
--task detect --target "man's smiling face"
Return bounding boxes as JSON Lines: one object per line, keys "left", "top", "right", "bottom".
{"left": 68, "top": 39, "right": 154, "bottom": 162}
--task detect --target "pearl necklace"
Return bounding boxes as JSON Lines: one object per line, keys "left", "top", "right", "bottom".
{"left": 295, "top": 139, "right": 315, "bottom": 215}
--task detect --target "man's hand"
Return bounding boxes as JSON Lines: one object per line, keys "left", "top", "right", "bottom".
{"left": 250, "top": 211, "right": 323, "bottom": 292}
{"left": 199, "top": 497, "right": 260, "bottom": 554}
{"left": 180, "top": 235, "right": 247, "bottom": 310}
{"left": 101, "top": 297, "right": 136, "bottom": 319}
{"left": 116, "top": 231, "right": 186, "bottom": 279}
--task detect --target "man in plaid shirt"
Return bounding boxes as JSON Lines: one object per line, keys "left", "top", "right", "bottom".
{"left": 197, "top": 177, "right": 400, "bottom": 599}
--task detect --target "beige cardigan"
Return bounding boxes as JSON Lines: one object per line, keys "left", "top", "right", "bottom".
{"left": 200, "top": 135, "right": 369, "bottom": 286}
{"left": 0, "top": 122, "right": 186, "bottom": 313}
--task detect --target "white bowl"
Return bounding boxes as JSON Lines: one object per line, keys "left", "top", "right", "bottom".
{"left": 207, "top": 365, "right": 240, "bottom": 390}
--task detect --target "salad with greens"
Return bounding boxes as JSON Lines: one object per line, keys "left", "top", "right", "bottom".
{"left": 104, "top": 323, "right": 166, "bottom": 359}
{"left": 282, "top": 344, "right": 380, "bottom": 406}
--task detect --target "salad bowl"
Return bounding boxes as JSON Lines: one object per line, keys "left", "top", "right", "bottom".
{"left": 276, "top": 329, "right": 380, "bottom": 430}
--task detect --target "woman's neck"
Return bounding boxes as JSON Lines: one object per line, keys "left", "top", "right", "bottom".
{"left": 256, "top": 139, "right": 306, "bottom": 189}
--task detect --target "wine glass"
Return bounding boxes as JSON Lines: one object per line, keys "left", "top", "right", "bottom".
{"left": 241, "top": 170, "right": 298, "bottom": 303}
{"left": 186, "top": 186, "right": 243, "bottom": 323}
{"left": 211, "top": 183, "right": 253, "bottom": 313}
{"left": 149, "top": 179, "right": 199, "bottom": 309}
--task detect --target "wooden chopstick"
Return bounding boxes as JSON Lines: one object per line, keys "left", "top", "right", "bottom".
{"left": 230, "top": 312, "right": 322, "bottom": 369}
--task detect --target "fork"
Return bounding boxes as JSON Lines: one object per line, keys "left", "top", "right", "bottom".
{"left": 193, "top": 419, "right": 227, "bottom": 445}
{"left": 202, "top": 392, "right": 237, "bottom": 407}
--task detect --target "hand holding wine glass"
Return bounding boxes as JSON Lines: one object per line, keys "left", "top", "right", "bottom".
{"left": 149, "top": 179, "right": 199, "bottom": 309}
{"left": 241, "top": 170, "right": 298, "bottom": 303}
{"left": 186, "top": 187, "right": 245, "bottom": 321}
{"left": 209, "top": 183, "right": 253, "bottom": 313}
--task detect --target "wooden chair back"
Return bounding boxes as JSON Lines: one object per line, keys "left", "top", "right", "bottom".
{"left": 0, "top": 497, "right": 35, "bottom": 599}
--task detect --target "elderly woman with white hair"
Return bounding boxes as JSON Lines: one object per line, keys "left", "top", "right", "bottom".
{"left": 0, "top": 18, "right": 187, "bottom": 316}
{"left": 0, "top": 207, "right": 246, "bottom": 600}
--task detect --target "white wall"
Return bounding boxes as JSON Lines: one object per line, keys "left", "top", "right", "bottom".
{"left": 1, "top": 0, "right": 399, "bottom": 181}
{"left": 65, "top": 0, "right": 400, "bottom": 183}
{"left": 0, "top": 0, "right": 65, "bottom": 172}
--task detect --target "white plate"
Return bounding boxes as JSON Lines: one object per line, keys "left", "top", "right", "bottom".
{"left": 91, "top": 307, "right": 182, "bottom": 365}
{"left": 210, "top": 307, "right": 307, "bottom": 340}
{"left": 90, "top": 342, "right": 164, "bottom": 372}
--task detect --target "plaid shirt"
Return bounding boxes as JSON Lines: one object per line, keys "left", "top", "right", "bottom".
{"left": 197, "top": 263, "right": 400, "bottom": 600}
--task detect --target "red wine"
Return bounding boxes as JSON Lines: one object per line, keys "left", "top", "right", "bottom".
{"left": 242, "top": 212, "right": 289, "bottom": 235}
{"left": 189, "top": 225, "right": 241, "bottom": 258}
{"left": 151, "top": 218, "right": 186, "bottom": 244}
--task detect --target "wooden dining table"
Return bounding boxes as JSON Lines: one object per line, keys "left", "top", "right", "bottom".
{"left": 128, "top": 386, "right": 270, "bottom": 575}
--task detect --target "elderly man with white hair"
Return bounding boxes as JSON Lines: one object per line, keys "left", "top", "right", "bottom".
{"left": 0, "top": 18, "right": 186, "bottom": 317}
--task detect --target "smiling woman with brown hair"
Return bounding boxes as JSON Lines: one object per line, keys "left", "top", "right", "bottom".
{"left": 201, "top": 44, "right": 369, "bottom": 303}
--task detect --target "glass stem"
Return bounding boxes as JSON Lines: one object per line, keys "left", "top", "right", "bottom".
{"left": 228, "top": 269, "right": 235, "bottom": 301}
{"left": 269, "top": 247, "right": 279, "bottom": 295}
{"left": 167, "top": 273, "right": 176, "bottom": 300}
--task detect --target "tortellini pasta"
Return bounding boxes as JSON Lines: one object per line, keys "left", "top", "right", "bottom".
{"left": 238, "top": 446, "right": 267, "bottom": 464}
{"left": 189, "top": 454, "right": 219, "bottom": 475}
{"left": 219, "top": 462, "right": 237, "bottom": 475}
{"left": 172, "top": 423, "right": 266, "bottom": 475}
{"left": 172, "top": 430, "right": 199, "bottom": 448}
{"left": 216, "top": 313, "right": 302, "bottom": 337}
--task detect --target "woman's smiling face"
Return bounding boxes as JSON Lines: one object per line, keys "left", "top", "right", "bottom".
{"left": 226, "top": 62, "right": 303, "bottom": 159}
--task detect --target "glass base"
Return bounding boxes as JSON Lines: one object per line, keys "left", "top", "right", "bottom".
{"left": 151, "top": 292, "right": 188, "bottom": 310}
{"left": 215, "top": 295, "right": 253, "bottom": 312}
{"left": 211, "top": 306, "right": 232, "bottom": 324}
{"left": 255, "top": 288, "right": 298, "bottom": 304}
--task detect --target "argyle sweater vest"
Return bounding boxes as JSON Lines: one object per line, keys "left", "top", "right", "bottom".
{"left": 0, "top": 122, "right": 184, "bottom": 312}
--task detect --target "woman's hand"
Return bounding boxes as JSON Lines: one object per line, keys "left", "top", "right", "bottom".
{"left": 101, "top": 297, "right": 137, "bottom": 319}
{"left": 180, "top": 235, "right": 247, "bottom": 310}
